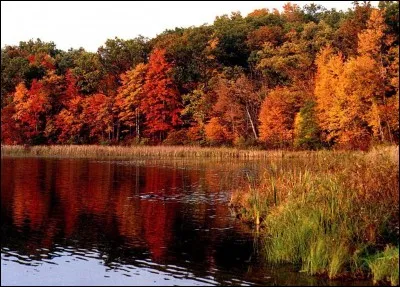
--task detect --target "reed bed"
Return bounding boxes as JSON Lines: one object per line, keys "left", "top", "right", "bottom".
{"left": 230, "top": 145, "right": 399, "bottom": 285}
{"left": 1, "top": 144, "right": 316, "bottom": 159}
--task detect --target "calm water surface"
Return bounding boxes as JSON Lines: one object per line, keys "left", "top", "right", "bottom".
{"left": 1, "top": 157, "right": 372, "bottom": 286}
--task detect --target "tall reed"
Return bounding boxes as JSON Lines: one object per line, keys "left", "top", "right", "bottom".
{"left": 230, "top": 146, "right": 399, "bottom": 284}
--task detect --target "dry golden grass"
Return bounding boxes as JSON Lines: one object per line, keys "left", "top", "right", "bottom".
{"left": 1, "top": 144, "right": 300, "bottom": 159}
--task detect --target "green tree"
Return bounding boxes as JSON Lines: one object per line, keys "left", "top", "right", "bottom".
{"left": 72, "top": 50, "right": 105, "bottom": 95}
{"left": 294, "top": 101, "right": 321, "bottom": 149}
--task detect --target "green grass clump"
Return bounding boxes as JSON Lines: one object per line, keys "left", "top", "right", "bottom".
{"left": 263, "top": 174, "right": 358, "bottom": 278}
{"left": 366, "top": 246, "right": 399, "bottom": 286}
{"left": 230, "top": 146, "right": 399, "bottom": 282}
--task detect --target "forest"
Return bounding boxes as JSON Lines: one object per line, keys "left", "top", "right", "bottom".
{"left": 1, "top": 1, "right": 399, "bottom": 150}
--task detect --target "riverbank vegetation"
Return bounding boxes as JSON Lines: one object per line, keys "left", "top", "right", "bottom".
{"left": 1, "top": 2, "right": 398, "bottom": 150}
{"left": 0, "top": 144, "right": 289, "bottom": 159}
{"left": 229, "top": 145, "right": 399, "bottom": 285}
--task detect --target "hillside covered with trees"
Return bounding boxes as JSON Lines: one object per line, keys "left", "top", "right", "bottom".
{"left": 1, "top": 1, "right": 398, "bottom": 150}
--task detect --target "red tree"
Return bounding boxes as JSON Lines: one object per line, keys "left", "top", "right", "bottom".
{"left": 55, "top": 70, "right": 84, "bottom": 143}
{"left": 142, "top": 49, "right": 182, "bottom": 141}
{"left": 12, "top": 81, "right": 51, "bottom": 142}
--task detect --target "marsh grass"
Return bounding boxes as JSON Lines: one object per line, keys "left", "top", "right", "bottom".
{"left": 366, "top": 246, "right": 399, "bottom": 286}
{"left": 1, "top": 144, "right": 292, "bottom": 159}
{"left": 230, "top": 146, "right": 399, "bottom": 284}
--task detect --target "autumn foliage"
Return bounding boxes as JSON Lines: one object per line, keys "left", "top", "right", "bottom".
{"left": 315, "top": 9, "right": 399, "bottom": 149}
{"left": 142, "top": 49, "right": 182, "bottom": 141}
{"left": 1, "top": 3, "right": 398, "bottom": 149}
{"left": 259, "top": 87, "right": 304, "bottom": 148}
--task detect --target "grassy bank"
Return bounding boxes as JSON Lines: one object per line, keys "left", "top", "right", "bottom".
{"left": 1, "top": 144, "right": 310, "bottom": 159}
{"left": 230, "top": 146, "right": 399, "bottom": 285}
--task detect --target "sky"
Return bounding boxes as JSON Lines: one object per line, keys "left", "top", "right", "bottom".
{"left": 1, "top": 1, "right": 379, "bottom": 52}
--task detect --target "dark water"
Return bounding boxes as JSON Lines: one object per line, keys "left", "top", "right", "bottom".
{"left": 1, "top": 157, "right": 372, "bottom": 286}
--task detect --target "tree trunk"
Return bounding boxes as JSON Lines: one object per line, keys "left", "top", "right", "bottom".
{"left": 116, "top": 120, "right": 120, "bottom": 143}
{"left": 246, "top": 103, "right": 258, "bottom": 140}
{"left": 136, "top": 109, "right": 140, "bottom": 140}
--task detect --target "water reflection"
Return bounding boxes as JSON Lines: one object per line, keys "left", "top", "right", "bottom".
{"left": 1, "top": 158, "right": 371, "bottom": 286}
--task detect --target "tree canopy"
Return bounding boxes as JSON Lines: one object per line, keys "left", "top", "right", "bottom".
{"left": 1, "top": 2, "right": 398, "bottom": 149}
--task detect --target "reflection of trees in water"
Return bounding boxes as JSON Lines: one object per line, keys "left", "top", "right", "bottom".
{"left": 1, "top": 159, "right": 253, "bottom": 265}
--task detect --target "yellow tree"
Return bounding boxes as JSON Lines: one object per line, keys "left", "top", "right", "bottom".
{"left": 316, "top": 9, "right": 398, "bottom": 148}
{"left": 114, "top": 63, "right": 147, "bottom": 139}
{"left": 315, "top": 47, "right": 380, "bottom": 149}
{"left": 314, "top": 46, "right": 345, "bottom": 145}
{"left": 336, "top": 55, "right": 381, "bottom": 149}
{"left": 357, "top": 9, "right": 398, "bottom": 142}
{"left": 357, "top": 9, "right": 386, "bottom": 58}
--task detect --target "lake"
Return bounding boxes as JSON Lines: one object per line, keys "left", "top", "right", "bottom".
{"left": 1, "top": 157, "right": 372, "bottom": 286}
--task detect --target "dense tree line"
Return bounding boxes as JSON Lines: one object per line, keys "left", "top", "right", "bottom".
{"left": 1, "top": 1, "right": 398, "bottom": 149}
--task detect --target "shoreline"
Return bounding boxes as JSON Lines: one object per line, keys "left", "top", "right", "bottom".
{"left": 1, "top": 144, "right": 333, "bottom": 159}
